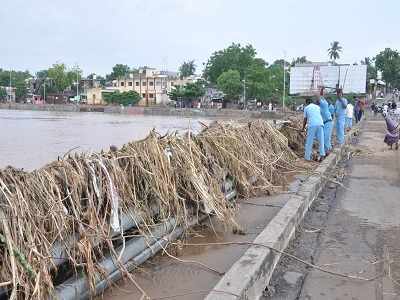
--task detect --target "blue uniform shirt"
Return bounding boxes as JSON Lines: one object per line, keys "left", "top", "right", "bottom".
{"left": 319, "top": 97, "right": 332, "bottom": 122}
{"left": 304, "top": 103, "right": 323, "bottom": 127}
{"left": 328, "top": 104, "right": 335, "bottom": 116}
{"left": 335, "top": 97, "right": 348, "bottom": 119}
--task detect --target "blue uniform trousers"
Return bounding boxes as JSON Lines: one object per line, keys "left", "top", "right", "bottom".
{"left": 305, "top": 125, "right": 325, "bottom": 161}
{"left": 336, "top": 117, "right": 346, "bottom": 145}
{"left": 323, "top": 120, "right": 333, "bottom": 151}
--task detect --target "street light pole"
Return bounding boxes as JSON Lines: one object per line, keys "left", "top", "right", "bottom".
{"left": 242, "top": 79, "right": 246, "bottom": 109}
{"left": 283, "top": 65, "right": 286, "bottom": 112}
{"left": 9, "top": 70, "right": 11, "bottom": 102}
{"left": 282, "top": 51, "right": 287, "bottom": 113}
{"left": 76, "top": 65, "right": 79, "bottom": 103}
{"left": 43, "top": 79, "right": 46, "bottom": 103}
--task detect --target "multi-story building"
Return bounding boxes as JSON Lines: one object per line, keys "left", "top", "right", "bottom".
{"left": 85, "top": 67, "right": 196, "bottom": 106}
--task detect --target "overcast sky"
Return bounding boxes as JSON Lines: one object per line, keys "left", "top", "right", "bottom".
{"left": 0, "top": 0, "right": 398, "bottom": 75}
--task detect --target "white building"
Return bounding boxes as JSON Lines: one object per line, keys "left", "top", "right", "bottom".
{"left": 85, "top": 67, "right": 197, "bottom": 106}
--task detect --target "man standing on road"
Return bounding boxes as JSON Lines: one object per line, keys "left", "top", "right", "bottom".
{"left": 345, "top": 101, "right": 354, "bottom": 130}
{"left": 335, "top": 89, "right": 348, "bottom": 145}
{"left": 303, "top": 98, "right": 325, "bottom": 161}
{"left": 354, "top": 98, "right": 361, "bottom": 123}
{"left": 317, "top": 89, "right": 333, "bottom": 154}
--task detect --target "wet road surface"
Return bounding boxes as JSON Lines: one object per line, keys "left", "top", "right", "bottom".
{"left": 268, "top": 119, "right": 400, "bottom": 300}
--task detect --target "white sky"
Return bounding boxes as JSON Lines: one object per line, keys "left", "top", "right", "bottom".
{"left": 0, "top": 0, "right": 398, "bottom": 75}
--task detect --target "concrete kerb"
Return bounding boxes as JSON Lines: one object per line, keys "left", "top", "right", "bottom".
{"left": 206, "top": 127, "right": 360, "bottom": 300}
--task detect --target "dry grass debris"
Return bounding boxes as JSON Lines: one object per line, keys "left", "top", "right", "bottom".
{"left": 0, "top": 119, "right": 298, "bottom": 298}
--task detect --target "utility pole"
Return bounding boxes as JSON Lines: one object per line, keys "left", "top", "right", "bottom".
{"left": 9, "top": 70, "right": 11, "bottom": 102}
{"left": 43, "top": 79, "right": 46, "bottom": 103}
{"left": 242, "top": 79, "right": 246, "bottom": 109}
{"left": 76, "top": 65, "right": 80, "bottom": 103}
{"left": 282, "top": 51, "right": 287, "bottom": 113}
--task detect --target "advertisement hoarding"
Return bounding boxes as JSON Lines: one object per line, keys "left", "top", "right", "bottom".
{"left": 290, "top": 64, "right": 367, "bottom": 95}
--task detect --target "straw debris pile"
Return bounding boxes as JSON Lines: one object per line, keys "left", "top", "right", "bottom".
{"left": 279, "top": 116, "right": 306, "bottom": 157}
{"left": 0, "top": 119, "right": 297, "bottom": 299}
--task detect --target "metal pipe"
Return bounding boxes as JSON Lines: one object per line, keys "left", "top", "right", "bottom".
{"left": 57, "top": 213, "right": 207, "bottom": 300}
{"left": 52, "top": 206, "right": 160, "bottom": 267}
{"left": 52, "top": 181, "right": 234, "bottom": 267}
{"left": 54, "top": 218, "right": 177, "bottom": 300}
{"left": 87, "top": 216, "right": 205, "bottom": 299}
{"left": 54, "top": 184, "right": 237, "bottom": 299}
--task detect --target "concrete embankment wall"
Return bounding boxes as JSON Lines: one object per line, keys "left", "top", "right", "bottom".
{"left": 0, "top": 103, "right": 284, "bottom": 119}
{"left": 0, "top": 103, "right": 80, "bottom": 112}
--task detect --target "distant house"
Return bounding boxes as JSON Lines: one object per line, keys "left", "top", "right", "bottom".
{"left": 85, "top": 67, "right": 198, "bottom": 106}
{"left": 26, "top": 94, "right": 44, "bottom": 104}
{"left": 0, "top": 86, "right": 16, "bottom": 102}
{"left": 46, "top": 92, "right": 74, "bottom": 104}
{"left": 85, "top": 87, "right": 113, "bottom": 105}
{"left": 203, "top": 87, "right": 224, "bottom": 108}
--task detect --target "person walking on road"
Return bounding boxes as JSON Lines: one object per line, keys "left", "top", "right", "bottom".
{"left": 335, "top": 89, "right": 348, "bottom": 145}
{"left": 345, "top": 102, "right": 354, "bottom": 130}
{"left": 384, "top": 114, "right": 399, "bottom": 150}
{"left": 317, "top": 89, "right": 333, "bottom": 154}
{"left": 354, "top": 98, "right": 361, "bottom": 123}
{"left": 303, "top": 98, "right": 325, "bottom": 161}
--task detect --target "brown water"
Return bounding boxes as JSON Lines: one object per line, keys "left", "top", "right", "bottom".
{"left": 0, "top": 110, "right": 209, "bottom": 170}
{"left": 101, "top": 194, "right": 291, "bottom": 300}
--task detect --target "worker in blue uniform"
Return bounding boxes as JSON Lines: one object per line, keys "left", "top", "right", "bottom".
{"left": 328, "top": 99, "right": 335, "bottom": 119}
{"left": 316, "top": 89, "right": 333, "bottom": 154}
{"left": 303, "top": 98, "right": 325, "bottom": 161}
{"left": 335, "top": 89, "right": 348, "bottom": 145}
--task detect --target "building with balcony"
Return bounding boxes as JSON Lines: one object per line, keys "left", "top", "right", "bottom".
{"left": 85, "top": 67, "right": 197, "bottom": 106}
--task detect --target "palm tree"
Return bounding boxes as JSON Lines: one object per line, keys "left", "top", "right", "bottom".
{"left": 179, "top": 60, "right": 196, "bottom": 79}
{"left": 328, "top": 41, "right": 343, "bottom": 62}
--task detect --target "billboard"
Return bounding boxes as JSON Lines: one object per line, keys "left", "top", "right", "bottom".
{"left": 289, "top": 64, "right": 367, "bottom": 95}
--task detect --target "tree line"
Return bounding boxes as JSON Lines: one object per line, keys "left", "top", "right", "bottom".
{"left": 1, "top": 42, "right": 400, "bottom": 104}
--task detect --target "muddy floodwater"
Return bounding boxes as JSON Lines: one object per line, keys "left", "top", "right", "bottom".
{"left": 0, "top": 109, "right": 209, "bottom": 170}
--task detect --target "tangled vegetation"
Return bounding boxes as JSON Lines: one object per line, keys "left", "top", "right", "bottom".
{"left": 0, "top": 120, "right": 298, "bottom": 298}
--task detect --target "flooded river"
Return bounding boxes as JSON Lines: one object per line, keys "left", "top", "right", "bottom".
{"left": 0, "top": 110, "right": 209, "bottom": 170}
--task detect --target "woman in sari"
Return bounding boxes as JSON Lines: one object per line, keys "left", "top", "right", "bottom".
{"left": 384, "top": 114, "right": 399, "bottom": 150}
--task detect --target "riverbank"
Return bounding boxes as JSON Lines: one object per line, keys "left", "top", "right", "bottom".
{"left": 0, "top": 102, "right": 284, "bottom": 119}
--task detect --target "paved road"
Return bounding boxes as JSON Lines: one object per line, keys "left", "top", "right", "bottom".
{"left": 269, "top": 119, "right": 400, "bottom": 300}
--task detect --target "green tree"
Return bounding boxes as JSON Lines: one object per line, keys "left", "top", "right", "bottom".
{"left": 273, "top": 59, "right": 290, "bottom": 67}
{"left": 0, "top": 87, "right": 7, "bottom": 101}
{"left": 291, "top": 56, "right": 310, "bottom": 66}
{"left": 168, "top": 85, "right": 186, "bottom": 101}
{"left": 246, "top": 61, "right": 270, "bottom": 101}
{"left": 168, "top": 81, "right": 205, "bottom": 102}
{"left": 103, "top": 90, "right": 141, "bottom": 106}
{"left": 217, "top": 70, "right": 242, "bottom": 101}
{"left": 375, "top": 48, "right": 400, "bottom": 88}
{"left": 35, "top": 70, "right": 57, "bottom": 97}
{"left": 47, "top": 63, "right": 75, "bottom": 93}
{"left": 107, "top": 64, "right": 130, "bottom": 80}
{"left": 0, "top": 69, "right": 31, "bottom": 101}
{"left": 183, "top": 81, "right": 205, "bottom": 100}
{"left": 360, "top": 57, "right": 377, "bottom": 82}
{"left": 204, "top": 43, "right": 257, "bottom": 83}
{"left": 328, "top": 41, "right": 342, "bottom": 62}
{"left": 179, "top": 60, "right": 196, "bottom": 79}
